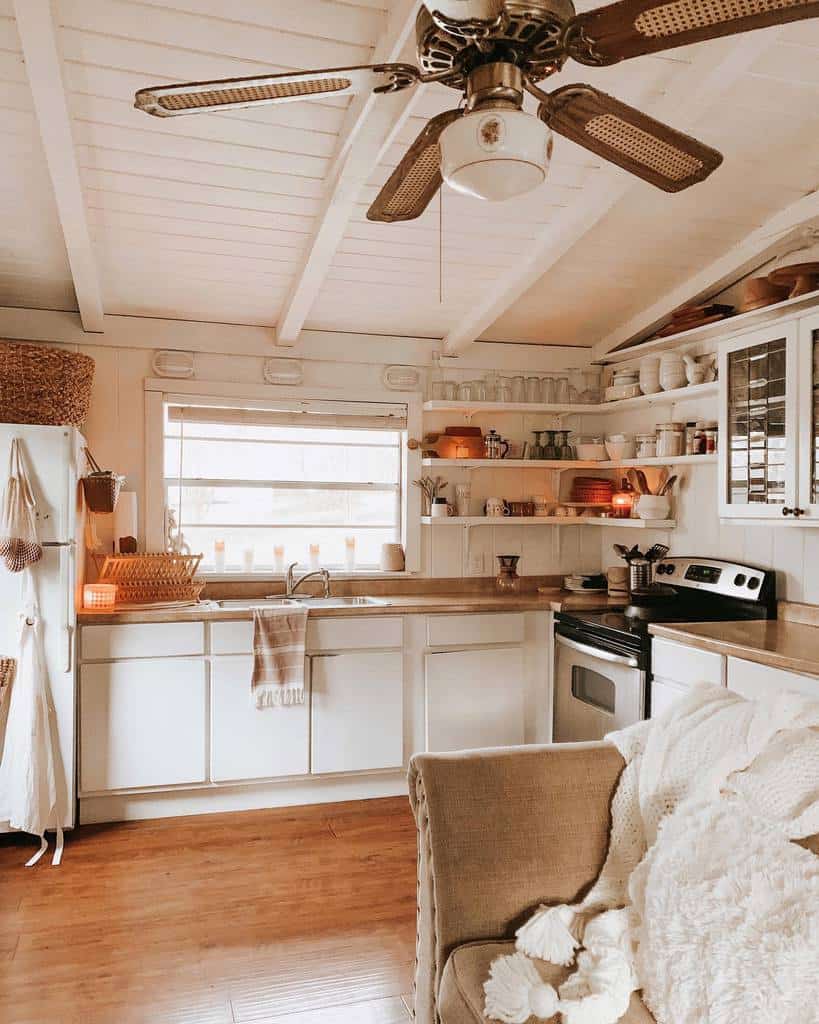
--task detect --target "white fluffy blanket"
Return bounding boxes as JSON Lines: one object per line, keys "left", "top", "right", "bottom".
{"left": 484, "top": 684, "right": 819, "bottom": 1024}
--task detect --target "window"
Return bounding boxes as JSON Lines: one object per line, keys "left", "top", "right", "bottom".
{"left": 162, "top": 397, "right": 408, "bottom": 572}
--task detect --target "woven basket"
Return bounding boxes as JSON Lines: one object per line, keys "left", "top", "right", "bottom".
{"left": 0, "top": 341, "right": 95, "bottom": 426}
{"left": 0, "top": 657, "right": 15, "bottom": 703}
{"left": 82, "top": 472, "right": 125, "bottom": 513}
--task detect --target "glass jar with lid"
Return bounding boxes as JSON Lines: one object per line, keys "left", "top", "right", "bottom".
{"left": 656, "top": 422, "right": 684, "bottom": 458}
{"left": 636, "top": 433, "right": 658, "bottom": 459}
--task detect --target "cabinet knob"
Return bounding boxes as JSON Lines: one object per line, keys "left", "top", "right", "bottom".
{"left": 794, "top": 507, "right": 806, "bottom": 518}
{"left": 782, "top": 507, "right": 794, "bottom": 517}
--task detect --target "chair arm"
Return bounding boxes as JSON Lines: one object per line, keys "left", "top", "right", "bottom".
{"left": 408, "top": 742, "right": 624, "bottom": 1024}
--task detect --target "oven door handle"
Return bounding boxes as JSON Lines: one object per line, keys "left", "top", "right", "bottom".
{"left": 556, "top": 633, "right": 640, "bottom": 669}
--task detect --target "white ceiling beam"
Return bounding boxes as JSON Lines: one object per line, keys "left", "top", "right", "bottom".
{"left": 442, "top": 31, "right": 786, "bottom": 356}
{"left": 13, "top": 0, "right": 104, "bottom": 333}
{"left": 591, "top": 188, "right": 819, "bottom": 361}
{"left": 275, "top": 0, "right": 422, "bottom": 346}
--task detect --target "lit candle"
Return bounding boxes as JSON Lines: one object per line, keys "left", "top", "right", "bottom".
{"left": 309, "top": 543, "right": 320, "bottom": 571}
{"left": 214, "top": 539, "right": 225, "bottom": 572}
{"left": 242, "top": 547, "right": 254, "bottom": 572}
{"left": 344, "top": 535, "right": 356, "bottom": 571}
{"left": 83, "top": 583, "right": 117, "bottom": 610}
{"left": 273, "top": 545, "right": 285, "bottom": 573}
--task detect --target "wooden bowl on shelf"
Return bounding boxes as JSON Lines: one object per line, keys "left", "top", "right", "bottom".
{"left": 768, "top": 262, "right": 819, "bottom": 299}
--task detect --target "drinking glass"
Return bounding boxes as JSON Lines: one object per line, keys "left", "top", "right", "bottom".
{"left": 555, "top": 429, "right": 574, "bottom": 460}
{"left": 472, "top": 379, "right": 486, "bottom": 402}
{"left": 496, "top": 378, "right": 512, "bottom": 402}
{"left": 457, "top": 381, "right": 473, "bottom": 402}
{"left": 530, "top": 431, "right": 544, "bottom": 460}
{"left": 443, "top": 381, "right": 457, "bottom": 401}
{"left": 555, "top": 376, "right": 570, "bottom": 404}
{"left": 542, "top": 430, "right": 558, "bottom": 460}
{"left": 541, "top": 376, "right": 556, "bottom": 404}
{"left": 484, "top": 372, "right": 498, "bottom": 402}
{"left": 511, "top": 375, "right": 525, "bottom": 403}
{"left": 525, "top": 376, "right": 540, "bottom": 403}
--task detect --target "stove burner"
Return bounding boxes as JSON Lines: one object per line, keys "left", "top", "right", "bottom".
{"left": 624, "top": 583, "right": 678, "bottom": 618}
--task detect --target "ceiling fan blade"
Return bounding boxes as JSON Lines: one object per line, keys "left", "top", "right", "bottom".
{"left": 540, "top": 85, "right": 723, "bottom": 192}
{"left": 134, "top": 64, "right": 419, "bottom": 117}
{"left": 367, "top": 110, "right": 462, "bottom": 223}
{"left": 565, "top": 0, "right": 819, "bottom": 65}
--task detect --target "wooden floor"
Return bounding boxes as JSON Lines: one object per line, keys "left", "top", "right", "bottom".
{"left": 0, "top": 797, "right": 418, "bottom": 1024}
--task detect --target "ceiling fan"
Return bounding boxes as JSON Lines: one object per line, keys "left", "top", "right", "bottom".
{"left": 134, "top": 0, "right": 819, "bottom": 222}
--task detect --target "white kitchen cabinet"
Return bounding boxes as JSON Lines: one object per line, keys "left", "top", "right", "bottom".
{"left": 210, "top": 656, "right": 309, "bottom": 782}
{"left": 425, "top": 646, "right": 525, "bottom": 752}
{"left": 80, "top": 658, "right": 206, "bottom": 792}
{"left": 718, "top": 323, "right": 799, "bottom": 521}
{"left": 652, "top": 637, "right": 725, "bottom": 688}
{"left": 726, "top": 656, "right": 819, "bottom": 700}
{"left": 311, "top": 651, "right": 403, "bottom": 774}
{"left": 649, "top": 677, "right": 690, "bottom": 719}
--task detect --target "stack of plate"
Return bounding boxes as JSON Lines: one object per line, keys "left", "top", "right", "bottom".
{"left": 571, "top": 477, "right": 615, "bottom": 505}
{"left": 564, "top": 574, "right": 608, "bottom": 594}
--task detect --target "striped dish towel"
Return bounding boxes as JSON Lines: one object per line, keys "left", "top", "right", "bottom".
{"left": 251, "top": 606, "right": 308, "bottom": 708}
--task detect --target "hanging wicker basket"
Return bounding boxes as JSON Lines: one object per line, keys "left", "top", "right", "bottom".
{"left": 81, "top": 448, "right": 125, "bottom": 514}
{"left": 0, "top": 341, "right": 95, "bottom": 426}
{"left": 0, "top": 657, "right": 15, "bottom": 704}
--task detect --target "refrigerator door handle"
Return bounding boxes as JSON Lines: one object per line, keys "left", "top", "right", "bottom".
{"left": 58, "top": 542, "right": 76, "bottom": 673}
{"left": 42, "top": 540, "right": 75, "bottom": 548}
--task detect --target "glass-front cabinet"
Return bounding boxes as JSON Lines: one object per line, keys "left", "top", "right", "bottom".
{"left": 718, "top": 323, "right": 800, "bottom": 520}
{"left": 797, "top": 312, "right": 819, "bottom": 521}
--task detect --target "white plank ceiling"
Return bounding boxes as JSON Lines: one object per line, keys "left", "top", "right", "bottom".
{"left": 2, "top": 1, "right": 819, "bottom": 347}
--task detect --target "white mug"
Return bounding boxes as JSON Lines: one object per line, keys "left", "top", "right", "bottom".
{"left": 485, "top": 497, "right": 509, "bottom": 518}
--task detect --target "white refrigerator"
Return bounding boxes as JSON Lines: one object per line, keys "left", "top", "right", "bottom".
{"left": 0, "top": 425, "right": 85, "bottom": 832}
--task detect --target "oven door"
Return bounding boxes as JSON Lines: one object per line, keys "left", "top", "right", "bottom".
{"left": 553, "top": 633, "right": 646, "bottom": 743}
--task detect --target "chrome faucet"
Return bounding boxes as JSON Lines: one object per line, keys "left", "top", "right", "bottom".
{"left": 284, "top": 562, "right": 331, "bottom": 598}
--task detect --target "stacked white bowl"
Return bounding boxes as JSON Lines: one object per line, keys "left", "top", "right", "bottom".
{"left": 639, "top": 357, "right": 661, "bottom": 395}
{"left": 659, "top": 352, "right": 687, "bottom": 391}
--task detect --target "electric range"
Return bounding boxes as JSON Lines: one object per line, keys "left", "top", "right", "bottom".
{"left": 552, "top": 557, "right": 776, "bottom": 740}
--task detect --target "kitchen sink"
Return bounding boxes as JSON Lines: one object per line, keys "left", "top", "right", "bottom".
{"left": 215, "top": 596, "right": 390, "bottom": 609}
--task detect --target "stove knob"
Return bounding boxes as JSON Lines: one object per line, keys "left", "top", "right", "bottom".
{"left": 734, "top": 573, "right": 747, "bottom": 587}
{"left": 656, "top": 564, "right": 666, "bottom": 575}
{"left": 665, "top": 564, "right": 675, "bottom": 575}
{"left": 747, "top": 577, "right": 761, "bottom": 591}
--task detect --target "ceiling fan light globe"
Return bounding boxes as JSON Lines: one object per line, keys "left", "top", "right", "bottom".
{"left": 439, "top": 108, "right": 551, "bottom": 202}
{"left": 427, "top": 0, "right": 505, "bottom": 23}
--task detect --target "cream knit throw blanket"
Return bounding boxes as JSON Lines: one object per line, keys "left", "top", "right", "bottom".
{"left": 484, "top": 683, "right": 819, "bottom": 1024}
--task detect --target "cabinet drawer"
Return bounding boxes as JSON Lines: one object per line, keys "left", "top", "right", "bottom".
{"left": 211, "top": 619, "right": 253, "bottom": 655}
{"left": 211, "top": 656, "right": 309, "bottom": 782}
{"left": 210, "top": 615, "right": 402, "bottom": 655}
{"left": 651, "top": 638, "right": 724, "bottom": 687}
{"left": 307, "top": 615, "right": 402, "bottom": 652}
{"left": 426, "top": 612, "right": 525, "bottom": 648}
{"left": 80, "top": 658, "right": 206, "bottom": 792}
{"left": 726, "top": 656, "right": 819, "bottom": 700}
{"left": 650, "top": 677, "right": 690, "bottom": 719}
{"left": 81, "top": 622, "right": 204, "bottom": 661}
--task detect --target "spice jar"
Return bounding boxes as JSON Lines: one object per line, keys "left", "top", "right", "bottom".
{"left": 684, "top": 422, "right": 697, "bottom": 456}
{"left": 693, "top": 422, "right": 707, "bottom": 455}
{"left": 704, "top": 421, "right": 718, "bottom": 454}
{"left": 656, "top": 422, "right": 684, "bottom": 458}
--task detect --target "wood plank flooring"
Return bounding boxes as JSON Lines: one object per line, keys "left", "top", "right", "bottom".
{"left": 0, "top": 797, "right": 417, "bottom": 1024}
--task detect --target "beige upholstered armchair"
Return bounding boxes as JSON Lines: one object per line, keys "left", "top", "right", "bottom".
{"left": 408, "top": 742, "right": 654, "bottom": 1024}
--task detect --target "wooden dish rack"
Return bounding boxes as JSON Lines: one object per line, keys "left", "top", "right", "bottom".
{"left": 93, "top": 553, "right": 205, "bottom": 606}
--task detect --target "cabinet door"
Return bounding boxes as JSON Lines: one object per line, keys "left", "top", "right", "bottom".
{"left": 718, "top": 324, "right": 799, "bottom": 519}
{"left": 311, "top": 651, "right": 403, "bottom": 774}
{"left": 726, "top": 656, "right": 819, "bottom": 700}
{"left": 80, "top": 659, "right": 206, "bottom": 792}
{"left": 211, "top": 656, "right": 309, "bottom": 782}
{"left": 797, "top": 313, "right": 819, "bottom": 519}
{"left": 425, "top": 646, "right": 525, "bottom": 752}
{"left": 649, "top": 677, "right": 689, "bottom": 719}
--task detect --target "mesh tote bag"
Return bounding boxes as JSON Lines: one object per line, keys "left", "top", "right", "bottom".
{"left": 0, "top": 439, "right": 42, "bottom": 573}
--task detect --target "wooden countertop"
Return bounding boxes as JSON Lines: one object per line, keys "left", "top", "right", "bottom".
{"left": 649, "top": 619, "right": 819, "bottom": 678}
{"left": 77, "top": 588, "right": 620, "bottom": 625}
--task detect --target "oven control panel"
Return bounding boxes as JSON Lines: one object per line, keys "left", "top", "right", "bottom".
{"left": 653, "top": 557, "right": 771, "bottom": 601}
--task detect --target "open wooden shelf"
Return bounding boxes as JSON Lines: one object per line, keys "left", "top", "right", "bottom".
{"left": 584, "top": 517, "right": 676, "bottom": 529}
{"left": 421, "top": 453, "right": 716, "bottom": 470}
{"left": 421, "top": 515, "right": 676, "bottom": 529}
{"left": 421, "top": 380, "right": 717, "bottom": 417}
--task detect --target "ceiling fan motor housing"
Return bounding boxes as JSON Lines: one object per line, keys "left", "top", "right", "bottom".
{"left": 439, "top": 62, "right": 553, "bottom": 201}
{"left": 417, "top": 0, "right": 576, "bottom": 86}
